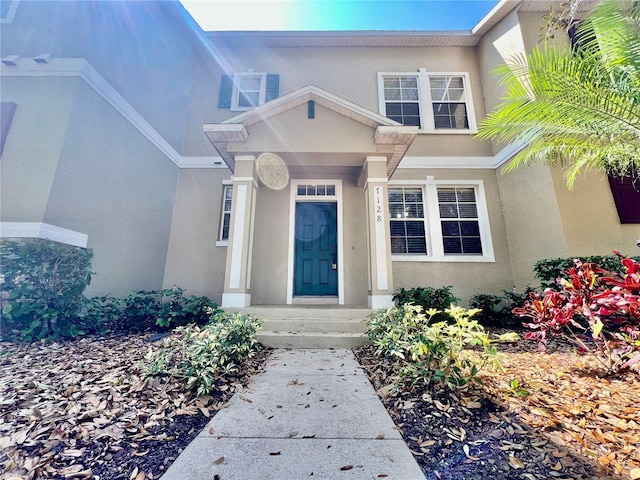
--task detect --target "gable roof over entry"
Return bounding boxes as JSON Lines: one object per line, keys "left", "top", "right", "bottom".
{"left": 203, "top": 84, "right": 418, "bottom": 177}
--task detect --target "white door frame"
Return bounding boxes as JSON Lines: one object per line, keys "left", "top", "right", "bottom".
{"left": 286, "top": 179, "right": 345, "bottom": 304}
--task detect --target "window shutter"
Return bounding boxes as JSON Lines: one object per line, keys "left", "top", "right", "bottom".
{"left": 608, "top": 174, "right": 640, "bottom": 223}
{"left": 265, "top": 74, "right": 279, "bottom": 102}
{"left": 218, "top": 75, "right": 233, "bottom": 108}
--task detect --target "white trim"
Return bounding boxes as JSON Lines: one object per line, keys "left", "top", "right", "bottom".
{"left": 377, "top": 70, "right": 477, "bottom": 134}
{"left": 388, "top": 178, "right": 495, "bottom": 263}
{"left": 372, "top": 184, "right": 389, "bottom": 290}
{"left": 0, "top": 222, "right": 88, "bottom": 248}
{"left": 228, "top": 184, "right": 247, "bottom": 289}
{"left": 286, "top": 179, "right": 344, "bottom": 305}
{"left": 221, "top": 293, "right": 251, "bottom": 308}
{"left": 246, "top": 184, "right": 257, "bottom": 290}
{"left": 218, "top": 184, "right": 234, "bottom": 242}
{"left": 0, "top": 58, "right": 224, "bottom": 169}
{"left": 368, "top": 295, "right": 394, "bottom": 309}
{"left": 1, "top": 0, "right": 20, "bottom": 23}
{"left": 231, "top": 176, "right": 260, "bottom": 188}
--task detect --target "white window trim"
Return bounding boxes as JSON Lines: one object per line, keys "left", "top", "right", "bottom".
{"left": 230, "top": 72, "right": 267, "bottom": 112}
{"left": 286, "top": 179, "right": 345, "bottom": 305}
{"left": 378, "top": 70, "right": 477, "bottom": 134}
{"left": 216, "top": 180, "right": 233, "bottom": 246}
{"left": 389, "top": 177, "right": 494, "bottom": 262}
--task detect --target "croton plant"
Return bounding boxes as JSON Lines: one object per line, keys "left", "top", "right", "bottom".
{"left": 514, "top": 251, "right": 640, "bottom": 374}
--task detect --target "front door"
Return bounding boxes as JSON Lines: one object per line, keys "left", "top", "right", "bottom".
{"left": 294, "top": 202, "right": 338, "bottom": 296}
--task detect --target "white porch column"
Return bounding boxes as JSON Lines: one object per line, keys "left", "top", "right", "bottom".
{"left": 363, "top": 156, "right": 394, "bottom": 309}
{"left": 222, "top": 155, "right": 258, "bottom": 308}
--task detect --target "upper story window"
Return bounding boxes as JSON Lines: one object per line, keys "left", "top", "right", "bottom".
{"left": 218, "top": 72, "right": 279, "bottom": 112}
{"left": 381, "top": 75, "right": 421, "bottom": 127}
{"left": 378, "top": 70, "right": 477, "bottom": 133}
{"left": 388, "top": 179, "right": 494, "bottom": 262}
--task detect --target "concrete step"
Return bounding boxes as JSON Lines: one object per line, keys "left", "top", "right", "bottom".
{"left": 229, "top": 306, "right": 374, "bottom": 348}
{"left": 256, "top": 331, "right": 369, "bottom": 349}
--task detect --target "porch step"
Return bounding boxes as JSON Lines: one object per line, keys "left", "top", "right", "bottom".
{"left": 228, "top": 306, "right": 374, "bottom": 348}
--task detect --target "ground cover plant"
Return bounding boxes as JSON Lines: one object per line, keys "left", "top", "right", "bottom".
{"left": 0, "top": 310, "right": 266, "bottom": 479}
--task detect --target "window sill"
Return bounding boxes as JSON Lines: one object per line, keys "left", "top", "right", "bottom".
{"left": 392, "top": 254, "right": 495, "bottom": 263}
{"left": 417, "top": 129, "right": 478, "bottom": 135}
{"left": 216, "top": 240, "right": 229, "bottom": 247}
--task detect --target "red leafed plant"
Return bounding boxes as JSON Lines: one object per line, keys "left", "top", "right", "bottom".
{"left": 514, "top": 251, "right": 640, "bottom": 374}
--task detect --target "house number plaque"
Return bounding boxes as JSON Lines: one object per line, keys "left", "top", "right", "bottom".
{"left": 375, "top": 186, "right": 383, "bottom": 223}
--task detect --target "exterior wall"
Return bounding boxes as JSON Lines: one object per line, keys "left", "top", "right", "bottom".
{"left": 550, "top": 169, "right": 640, "bottom": 258}
{"left": 163, "top": 169, "right": 231, "bottom": 301}
{"left": 390, "top": 168, "right": 514, "bottom": 303}
{"left": 0, "top": 76, "right": 75, "bottom": 222}
{"left": 208, "top": 44, "right": 492, "bottom": 157}
{"left": 43, "top": 81, "right": 179, "bottom": 296}
{"left": 0, "top": 0, "right": 211, "bottom": 155}
{"left": 496, "top": 164, "right": 569, "bottom": 289}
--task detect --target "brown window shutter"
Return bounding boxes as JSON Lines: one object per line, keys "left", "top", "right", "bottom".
{"left": 608, "top": 173, "right": 640, "bottom": 223}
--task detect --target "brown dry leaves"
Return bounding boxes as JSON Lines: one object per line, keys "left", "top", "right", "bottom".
{"left": 0, "top": 333, "right": 234, "bottom": 479}
{"left": 479, "top": 349, "right": 640, "bottom": 479}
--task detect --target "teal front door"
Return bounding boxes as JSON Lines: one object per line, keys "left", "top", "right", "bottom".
{"left": 294, "top": 202, "right": 338, "bottom": 296}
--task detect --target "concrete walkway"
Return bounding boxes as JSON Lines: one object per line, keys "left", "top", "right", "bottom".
{"left": 162, "top": 348, "right": 425, "bottom": 479}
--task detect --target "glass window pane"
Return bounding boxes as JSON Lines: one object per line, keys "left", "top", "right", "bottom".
{"left": 439, "top": 204, "right": 459, "bottom": 218}
{"left": 384, "top": 77, "right": 400, "bottom": 88}
{"left": 400, "top": 76, "right": 418, "bottom": 88}
{"left": 386, "top": 103, "right": 402, "bottom": 115}
{"left": 238, "top": 92, "right": 259, "bottom": 108}
{"left": 388, "top": 188, "right": 404, "bottom": 202}
{"left": 327, "top": 185, "right": 336, "bottom": 196}
{"left": 443, "top": 237, "right": 462, "bottom": 254}
{"left": 224, "top": 199, "right": 232, "bottom": 210}
{"left": 407, "top": 237, "right": 427, "bottom": 253}
{"left": 238, "top": 75, "right": 261, "bottom": 90}
{"left": 390, "top": 221, "right": 406, "bottom": 236}
{"left": 405, "top": 221, "right": 425, "bottom": 236}
{"left": 441, "top": 221, "right": 460, "bottom": 236}
{"left": 448, "top": 88, "right": 465, "bottom": 101}
{"left": 462, "top": 237, "right": 482, "bottom": 254}
{"left": 456, "top": 188, "right": 475, "bottom": 202}
{"left": 307, "top": 185, "right": 316, "bottom": 196}
{"left": 402, "top": 103, "right": 420, "bottom": 115}
{"left": 403, "top": 116, "right": 421, "bottom": 127}
{"left": 405, "top": 204, "right": 423, "bottom": 218}
{"left": 458, "top": 204, "right": 478, "bottom": 218}
{"left": 401, "top": 89, "right": 419, "bottom": 101}
{"left": 298, "top": 185, "right": 306, "bottom": 196}
{"left": 437, "top": 188, "right": 456, "bottom": 202}
{"left": 404, "top": 189, "right": 423, "bottom": 202}
{"left": 391, "top": 237, "right": 407, "bottom": 254}
{"left": 385, "top": 88, "right": 401, "bottom": 101}
{"left": 460, "top": 221, "right": 480, "bottom": 236}
{"left": 448, "top": 77, "right": 464, "bottom": 89}
{"left": 389, "top": 204, "right": 405, "bottom": 218}
{"left": 317, "top": 185, "right": 326, "bottom": 195}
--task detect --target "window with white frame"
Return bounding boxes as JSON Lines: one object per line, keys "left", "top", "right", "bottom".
{"left": 389, "top": 187, "right": 427, "bottom": 254}
{"left": 388, "top": 180, "right": 493, "bottom": 261}
{"left": 231, "top": 72, "right": 266, "bottom": 111}
{"left": 378, "top": 71, "right": 476, "bottom": 133}
{"left": 437, "top": 187, "right": 482, "bottom": 254}
{"left": 218, "top": 185, "right": 233, "bottom": 242}
{"left": 380, "top": 75, "right": 421, "bottom": 127}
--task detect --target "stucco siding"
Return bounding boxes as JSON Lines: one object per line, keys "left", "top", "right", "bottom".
{"left": 496, "top": 164, "right": 569, "bottom": 289}
{"left": 0, "top": 76, "right": 76, "bottom": 222}
{"left": 163, "top": 169, "right": 231, "bottom": 301}
{"left": 549, "top": 169, "right": 640, "bottom": 258}
{"left": 43, "top": 81, "right": 179, "bottom": 296}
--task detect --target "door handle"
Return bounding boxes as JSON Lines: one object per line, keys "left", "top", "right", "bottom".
{"left": 332, "top": 245, "right": 337, "bottom": 270}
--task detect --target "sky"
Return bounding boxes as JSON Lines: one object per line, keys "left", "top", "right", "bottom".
{"left": 180, "top": 0, "right": 502, "bottom": 32}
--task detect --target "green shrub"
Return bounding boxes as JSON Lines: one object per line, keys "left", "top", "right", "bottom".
{"left": 143, "top": 310, "right": 263, "bottom": 396}
{"left": 365, "top": 304, "right": 503, "bottom": 391}
{"left": 469, "top": 287, "right": 537, "bottom": 329}
{"left": 534, "top": 255, "right": 640, "bottom": 289}
{"left": 1, "top": 239, "right": 94, "bottom": 341}
{"left": 392, "top": 286, "right": 458, "bottom": 322}
{"left": 82, "top": 287, "right": 218, "bottom": 333}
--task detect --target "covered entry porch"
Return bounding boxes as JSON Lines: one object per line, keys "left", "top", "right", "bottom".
{"left": 204, "top": 85, "right": 417, "bottom": 309}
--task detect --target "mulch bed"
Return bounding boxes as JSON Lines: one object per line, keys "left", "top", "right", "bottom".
{"left": 0, "top": 333, "right": 271, "bottom": 480}
{"left": 2, "top": 331, "right": 638, "bottom": 480}
{"left": 355, "top": 331, "right": 640, "bottom": 480}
